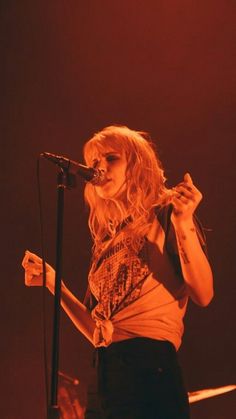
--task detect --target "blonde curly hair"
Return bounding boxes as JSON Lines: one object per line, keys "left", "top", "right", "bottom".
{"left": 83, "top": 125, "right": 171, "bottom": 258}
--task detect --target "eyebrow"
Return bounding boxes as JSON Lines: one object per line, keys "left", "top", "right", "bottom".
{"left": 91, "top": 151, "right": 120, "bottom": 162}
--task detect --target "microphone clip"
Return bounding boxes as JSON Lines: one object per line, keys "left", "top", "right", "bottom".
{"left": 57, "top": 170, "right": 77, "bottom": 190}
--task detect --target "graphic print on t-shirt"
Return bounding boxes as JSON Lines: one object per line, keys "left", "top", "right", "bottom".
{"left": 89, "top": 233, "right": 150, "bottom": 319}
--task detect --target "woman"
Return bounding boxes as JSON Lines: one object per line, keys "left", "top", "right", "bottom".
{"left": 22, "top": 125, "right": 214, "bottom": 418}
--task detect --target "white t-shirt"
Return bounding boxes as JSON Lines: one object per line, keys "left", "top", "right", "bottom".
{"left": 86, "top": 206, "right": 206, "bottom": 350}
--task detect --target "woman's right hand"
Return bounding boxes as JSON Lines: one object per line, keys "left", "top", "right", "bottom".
{"left": 22, "top": 250, "right": 55, "bottom": 294}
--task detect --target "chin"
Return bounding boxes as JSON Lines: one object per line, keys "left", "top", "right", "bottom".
{"left": 97, "top": 190, "right": 122, "bottom": 200}
{"left": 96, "top": 188, "right": 115, "bottom": 200}
{"left": 99, "top": 192, "right": 117, "bottom": 200}
{"left": 96, "top": 183, "right": 126, "bottom": 201}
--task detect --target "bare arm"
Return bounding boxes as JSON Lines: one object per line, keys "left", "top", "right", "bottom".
{"left": 22, "top": 250, "right": 96, "bottom": 343}
{"left": 60, "top": 282, "right": 95, "bottom": 343}
{"left": 170, "top": 173, "right": 214, "bottom": 307}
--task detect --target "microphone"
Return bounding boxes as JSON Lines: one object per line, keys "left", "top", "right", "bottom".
{"left": 41, "top": 152, "right": 105, "bottom": 185}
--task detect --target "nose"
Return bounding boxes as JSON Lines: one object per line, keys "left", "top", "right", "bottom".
{"left": 97, "top": 157, "right": 108, "bottom": 172}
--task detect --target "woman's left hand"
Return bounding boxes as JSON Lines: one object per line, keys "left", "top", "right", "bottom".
{"left": 170, "top": 173, "right": 202, "bottom": 224}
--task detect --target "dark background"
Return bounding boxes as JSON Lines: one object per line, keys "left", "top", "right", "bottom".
{"left": 1, "top": 1, "right": 236, "bottom": 418}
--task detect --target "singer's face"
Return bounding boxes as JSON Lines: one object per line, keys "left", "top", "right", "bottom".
{"left": 91, "top": 149, "right": 127, "bottom": 200}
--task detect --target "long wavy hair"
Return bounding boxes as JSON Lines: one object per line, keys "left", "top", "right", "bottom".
{"left": 83, "top": 125, "right": 171, "bottom": 259}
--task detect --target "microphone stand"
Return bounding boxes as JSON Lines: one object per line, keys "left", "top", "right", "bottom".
{"left": 47, "top": 169, "right": 76, "bottom": 419}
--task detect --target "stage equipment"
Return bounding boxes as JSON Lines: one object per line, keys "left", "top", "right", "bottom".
{"left": 188, "top": 384, "right": 236, "bottom": 403}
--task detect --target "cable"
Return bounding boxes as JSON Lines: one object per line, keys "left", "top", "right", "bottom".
{"left": 36, "top": 157, "right": 49, "bottom": 413}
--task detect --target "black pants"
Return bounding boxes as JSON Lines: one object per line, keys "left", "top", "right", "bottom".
{"left": 85, "top": 337, "right": 190, "bottom": 419}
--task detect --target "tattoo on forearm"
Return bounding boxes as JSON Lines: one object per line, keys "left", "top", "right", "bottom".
{"left": 176, "top": 233, "right": 190, "bottom": 264}
{"left": 179, "top": 246, "right": 190, "bottom": 264}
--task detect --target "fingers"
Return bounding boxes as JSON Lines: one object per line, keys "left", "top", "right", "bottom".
{"left": 25, "top": 272, "right": 43, "bottom": 286}
{"left": 170, "top": 173, "right": 203, "bottom": 220}
{"left": 22, "top": 251, "right": 43, "bottom": 271}
{"left": 172, "top": 186, "right": 194, "bottom": 201}
{"left": 24, "top": 262, "right": 43, "bottom": 286}
{"left": 173, "top": 194, "right": 189, "bottom": 205}
{"left": 22, "top": 252, "right": 29, "bottom": 268}
{"left": 22, "top": 250, "right": 44, "bottom": 287}
{"left": 22, "top": 250, "right": 43, "bottom": 265}
{"left": 25, "top": 264, "right": 42, "bottom": 276}
{"left": 172, "top": 173, "right": 202, "bottom": 203}
{"left": 23, "top": 250, "right": 53, "bottom": 271}
{"left": 171, "top": 195, "right": 188, "bottom": 209}
{"left": 184, "top": 172, "right": 193, "bottom": 184}
{"left": 22, "top": 250, "right": 56, "bottom": 290}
